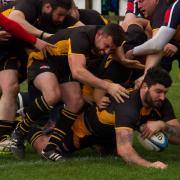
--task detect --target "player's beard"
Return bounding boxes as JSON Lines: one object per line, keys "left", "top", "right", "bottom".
{"left": 144, "top": 91, "right": 163, "bottom": 108}
{"left": 40, "top": 12, "right": 61, "bottom": 27}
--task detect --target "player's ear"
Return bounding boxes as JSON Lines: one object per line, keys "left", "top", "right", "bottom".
{"left": 42, "top": 3, "right": 53, "bottom": 13}
{"left": 141, "top": 82, "right": 148, "bottom": 89}
{"left": 96, "top": 30, "right": 104, "bottom": 37}
{"left": 95, "top": 30, "right": 103, "bottom": 42}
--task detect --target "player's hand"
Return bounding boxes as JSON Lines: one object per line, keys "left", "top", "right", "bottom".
{"left": 0, "top": 30, "right": 11, "bottom": 41}
{"left": 125, "top": 49, "right": 134, "bottom": 59}
{"left": 163, "top": 43, "right": 178, "bottom": 57}
{"left": 150, "top": 161, "right": 168, "bottom": 169}
{"left": 34, "top": 38, "right": 56, "bottom": 58}
{"left": 96, "top": 96, "right": 111, "bottom": 110}
{"left": 115, "top": 46, "right": 144, "bottom": 70}
{"left": 141, "top": 121, "right": 166, "bottom": 139}
{"left": 107, "top": 83, "right": 129, "bottom": 103}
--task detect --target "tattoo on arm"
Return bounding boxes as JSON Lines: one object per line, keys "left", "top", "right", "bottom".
{"left": 165, "top": 125, "right": 180, "bottom": 138}
{"left": 116, "top": 130, "right": 135, "bottom": 163}
{"left": 116, "top": 130, "right": 133, "bottom": 146}
{"left": 116, "top": 129, "right": 151, "bottom": 166}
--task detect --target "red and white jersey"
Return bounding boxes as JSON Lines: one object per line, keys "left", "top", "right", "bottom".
{"left": 0, "top": 0, "right": 14, "bottom": 7}
{"left": 133, "top": 0, "right": 180, "bottom": 55}
{"left": 164, "top": 0, "right": 180, "bottom": 41}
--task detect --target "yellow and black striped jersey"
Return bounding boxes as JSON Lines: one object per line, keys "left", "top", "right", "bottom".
{"left": 28, "top": 25, "right": 102, "bottom": 67}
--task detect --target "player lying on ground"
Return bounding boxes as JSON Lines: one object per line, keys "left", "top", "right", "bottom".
{"left": 7, "top": 67, "right": 178, "bottom": 169}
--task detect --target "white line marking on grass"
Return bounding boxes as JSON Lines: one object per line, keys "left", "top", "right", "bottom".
{"left": 65, "top": 156, "right": 119, "bottom": 163}
{"left": 0, "top": 160, "right": 44, "bottom": 168}
{"left": 0, "top": 156, "right": 119, "bottom": 168}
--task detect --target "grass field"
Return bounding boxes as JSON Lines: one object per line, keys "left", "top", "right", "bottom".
{"left": 1, "top": 62, "right": 180, "bottom": 180}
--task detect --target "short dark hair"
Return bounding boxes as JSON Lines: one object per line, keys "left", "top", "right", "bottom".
{"left": 42, "top": 0, "right": 73, "bottom": 10}
{"left": 123, "top": 24, "right": 147, "bottom": 52}
{"left": 101, "top": 23, "right": 125, "bottom": 46}
{"left": 143, "top": 66, "right": 172, "bottom": 88}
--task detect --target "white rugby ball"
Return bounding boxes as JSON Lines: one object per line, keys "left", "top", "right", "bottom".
{"left": 137, "top": 131, "right": 168, "bottom": 152}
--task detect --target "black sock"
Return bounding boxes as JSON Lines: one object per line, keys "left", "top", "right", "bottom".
{"left": 45, "top": 108, "right": 78, "bottom": 152}
{"left": 17, "top": 96, "right": 53, "bottom": 136}
{"left": 0, "top": 120, "right": 17, "bottom": 141}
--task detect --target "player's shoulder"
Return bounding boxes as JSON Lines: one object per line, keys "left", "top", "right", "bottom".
{"left": 110, "top": 89, "right": 141, "bottom": 111}
{"left": 79, "top": 9, "right": 101, "bottom": 16}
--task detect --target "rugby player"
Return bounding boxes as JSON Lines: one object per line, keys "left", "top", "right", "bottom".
{"left": 10, "top": 24, "right": 129, "bottom": 160}
{"left": 129, "top": 0, "right": 180, "bottom": 59}
{"left": 125, "top": 0, "right": 180, "bottom": 80}
{"left": 0, "top": 0, "right": 81, "bottom": 153}
{"left": 29, "top": 67, "right": 177, "bottom": 169}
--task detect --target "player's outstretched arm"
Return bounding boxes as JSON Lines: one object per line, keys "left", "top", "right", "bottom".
{"left": 68, "top": 53, "right": 129, "bottom": 103}
{"left": 115, "top": 128, "right": 167, "bottom": 169}
{"left": 132, "top": 26, "right": 175, "bottom": 56}
{"left": 8, "top": 10, "right": 52, "bottom": 38}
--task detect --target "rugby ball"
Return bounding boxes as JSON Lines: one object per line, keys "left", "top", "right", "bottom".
{"left": 137, "top": 131, "right": 168, "bottom": 152}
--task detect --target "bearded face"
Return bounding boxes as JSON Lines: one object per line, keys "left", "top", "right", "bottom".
{"left": 40, "top": 11, "right": 54, "bottom": 25}
{"left": 144, "top": 90, "right": 163, "bottom": 108}
{"left": 40, "top": 9, "right": 66, "bottom": 26}
{"left": 38, "top": 6, "right": 69, "bottom": 33}
{"left": 143, "top": 83, "right": 168, "bottom": 108}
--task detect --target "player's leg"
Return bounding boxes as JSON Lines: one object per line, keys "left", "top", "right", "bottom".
{"left": 42, "top": 81, "right": 84, "bottom": 160}
{"left": 0, "top": 69, "right": 19, "bottom": 120}
{"left": 11, "top": 60, "right": 61, "bottom": 159}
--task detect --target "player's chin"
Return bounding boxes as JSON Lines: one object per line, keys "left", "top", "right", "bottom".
{"left": 153, "top": 101, "right": 163, "bottom": 108}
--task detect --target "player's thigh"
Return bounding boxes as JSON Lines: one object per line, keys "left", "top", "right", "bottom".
{"left": 28, "top": 60, "right": 61, "bottom": 104}
{"left": 0, "top": 57, "right": 19, "bottom": 90}
{"left": 34, "top": 72, "right": 61, "bottom": 105}
{"left": 34, "top": 72, "right": 59, "bottom": 93}
{"left": 60, "top": 81, "right": 83, "bottom": 105}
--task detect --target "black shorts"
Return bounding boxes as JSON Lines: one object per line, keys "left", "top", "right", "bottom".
{"left": 28, "top": 55, "right": 74, "bottom": 84}
{"left": 0, "top": 53, "right": 19, "bottom": 70}
{"left": 0, "top": 53, "right": 28, "bottom": 83}
{"left": 0, "top": 40, "right": 28, "bottom": 83}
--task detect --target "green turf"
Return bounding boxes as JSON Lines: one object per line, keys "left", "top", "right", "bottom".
{"left": 2, "top": 62, "right": 180, "bottom": 180}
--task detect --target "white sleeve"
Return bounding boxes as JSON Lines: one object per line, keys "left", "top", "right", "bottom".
{"left": 133, "top": 26, "right": 176, "bottom": 56}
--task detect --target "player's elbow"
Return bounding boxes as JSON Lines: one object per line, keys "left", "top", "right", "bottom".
{"left": 71, "top": 67, "right": 82, "bottom": 80}
{"left": 117, "top": 147, "right": 126, "bottom": 157}
{"left": 151, "top": 43, "right": 164, "bottom": 52}
{"left": 8, "top": 10, "right": 25, "bottom": 21}
{"left": 146, "top": 38, "right": 164, "bottom": 53}
{"left": 117, "top": 145, "right": 134, "bottom": 164}
{"left": 117, "top": 146, "right": 128, "bottom": 158}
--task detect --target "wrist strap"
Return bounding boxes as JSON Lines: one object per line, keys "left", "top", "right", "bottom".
{"left": 40, "top": 31, "right": 45, "bottom": 39}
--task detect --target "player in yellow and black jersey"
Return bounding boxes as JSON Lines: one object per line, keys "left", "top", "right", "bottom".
{"left": 11, "top": 24, "right": 128, "bottom": 160}
{"left": 27, "top": 67, "right": 179, "bottom": 169}
{"left": 0, "top": 1, "right": 80, "bottom": 150}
